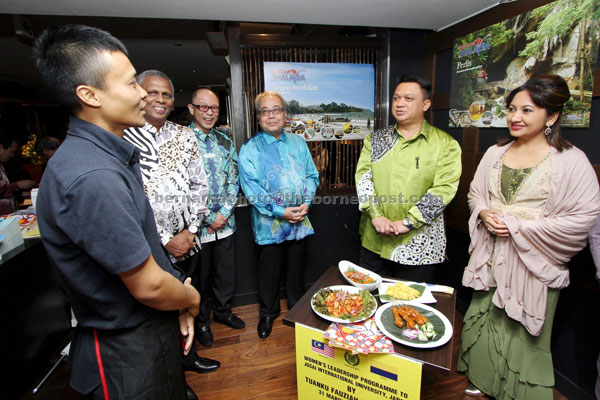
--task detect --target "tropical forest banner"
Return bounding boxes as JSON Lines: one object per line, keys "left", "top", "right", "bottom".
{"left": 264, "top": 62, "right": 375, "bottom": 141}
{"left": 449, "top": 0, "right": 600, "bottom": 128}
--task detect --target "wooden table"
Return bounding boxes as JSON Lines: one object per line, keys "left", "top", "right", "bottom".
{"left": 284, "top": 266, "right": 456, "bottom": 374}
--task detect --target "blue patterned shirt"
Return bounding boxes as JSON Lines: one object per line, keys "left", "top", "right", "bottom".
{"left": 239, "top": 131, "right": 319, "bottom": 245}
{"left": 188, "top": 124, "right": 239, "bottom": 243}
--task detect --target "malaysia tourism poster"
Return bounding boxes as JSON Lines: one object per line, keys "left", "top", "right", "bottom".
{"left": 263, "top": 62, "right": 375, "bottom": 141}
{"left": 449, "top": 0, "right": 600, "bottom": 128}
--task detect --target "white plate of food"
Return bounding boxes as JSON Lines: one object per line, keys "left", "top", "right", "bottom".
{"left": 338, "top": 260, "right": 382, "bottom": 291}
{"left": 378, "top": 281, "right": 437, "bottom": 304}
{"left": 311, "top": 285, "right": 378, "bottom": 324}
{"left": 374, "top": 302, "right": 452, "bottom": 349}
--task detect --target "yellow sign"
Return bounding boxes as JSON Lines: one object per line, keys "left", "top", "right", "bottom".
{"left": 295, "top": 323, "right": 422, "bottom": 400}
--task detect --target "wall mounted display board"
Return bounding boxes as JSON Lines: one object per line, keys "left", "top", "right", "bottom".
{"left": 264, "top": 62, "right": 375, "bottom": 141}
{"left": 449, "top": 0, "right": 600, "bottom": 128}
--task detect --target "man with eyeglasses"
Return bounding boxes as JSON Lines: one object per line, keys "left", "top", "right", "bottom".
{"left": 123, "top": 71, "right": 221, "bottom": 394}
{"left": 186, "top": 88, "right": 245, "bottom": 347}
{"left": 239, "top": 90, "right": 319, "bottom": 338}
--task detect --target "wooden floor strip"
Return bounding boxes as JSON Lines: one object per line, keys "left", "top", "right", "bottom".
{"left": 24, "top": 300, "right": 569, "bottom": 400}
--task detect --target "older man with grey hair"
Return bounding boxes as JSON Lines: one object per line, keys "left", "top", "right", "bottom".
{"left": 123, "top": 70, "right": 220, "bottom": 394}
{"left": 239, "top": 90, "right": 319, "bottom": 339}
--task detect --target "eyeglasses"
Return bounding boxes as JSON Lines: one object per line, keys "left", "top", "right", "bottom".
{"left": 190, "top": 104, "right": 220, "bottom": 113}
{"left": 258, "top": 107, "right": 285, "bottom": 117}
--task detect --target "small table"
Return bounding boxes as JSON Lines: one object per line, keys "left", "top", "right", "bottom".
{"left": 284, "top": 266, "right": 456, "bottom": 374}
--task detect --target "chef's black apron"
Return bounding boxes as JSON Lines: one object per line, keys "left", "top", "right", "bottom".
{"left": 90, "top": 316, "right": 186, "bottom": 400}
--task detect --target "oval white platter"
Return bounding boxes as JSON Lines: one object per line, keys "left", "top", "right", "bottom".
{"left": 374, "top": 302, "right": 452, "bottom": 349}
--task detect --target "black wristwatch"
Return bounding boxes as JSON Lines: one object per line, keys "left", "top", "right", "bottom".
{"left": 402, "top": 217, "right": 415, "bottom": 230}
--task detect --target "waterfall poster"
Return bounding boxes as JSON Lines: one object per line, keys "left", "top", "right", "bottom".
{"left": 449, "top": 0, "right": 600, "bottom": 128}
{"left": 263, "top": 62, "right": 375, "bottom": 141}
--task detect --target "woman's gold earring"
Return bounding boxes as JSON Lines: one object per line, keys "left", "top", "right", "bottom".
{"left": 544, "top": 126, "right": 552, "bottom": 136}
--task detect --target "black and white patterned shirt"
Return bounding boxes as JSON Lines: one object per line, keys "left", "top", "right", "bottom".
{"left": 124, "top": 121, "right": 208, "bottom": 261}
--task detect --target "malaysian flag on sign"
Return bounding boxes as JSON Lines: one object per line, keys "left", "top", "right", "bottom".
{"left": 312, "top": 339, "right": 335, "bottom": 358}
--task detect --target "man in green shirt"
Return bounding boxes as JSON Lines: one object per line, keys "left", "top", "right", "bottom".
{"left": 355, "top": 75, "right": 461, "bottom": 282}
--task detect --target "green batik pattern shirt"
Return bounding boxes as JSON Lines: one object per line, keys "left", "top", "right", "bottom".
{"left": 355, "top": 120, "right": 462, "bottom": 265}
{"left": 188, "top": 124, "right": 239, "bottom": 244}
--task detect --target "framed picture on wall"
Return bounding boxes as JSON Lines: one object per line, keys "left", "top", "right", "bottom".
{"left": 449, "top": 0, "right": 600, "bottom": 129}
{"left": 264, "top": 62, "right": 375, "bottom": 141}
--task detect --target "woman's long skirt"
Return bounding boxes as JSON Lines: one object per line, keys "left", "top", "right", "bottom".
{"left": 457, "top": 289, "right": 559, "bottom": 399}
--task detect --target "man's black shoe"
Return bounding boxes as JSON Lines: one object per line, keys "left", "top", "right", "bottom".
{"left": 182, "top": 353, "right": 221, "bottom": 374}
{"left": 257, "top": 316, "right": 274, "bottom": 338}
{"left": 196, "top": 323, "right": 213, "bottom": 347}
{"left": 214, "top": 314, "right": 246, "bottom": 329}
{"left": 185, "top": 384, "right": 198, "bottom": 400}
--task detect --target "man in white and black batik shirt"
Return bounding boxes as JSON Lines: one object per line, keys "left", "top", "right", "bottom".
{"left": 125, "top": 70, "right": 207, "bottom": 263}
{"left": 124, "top": 70, "right": 220, "bottom": 386}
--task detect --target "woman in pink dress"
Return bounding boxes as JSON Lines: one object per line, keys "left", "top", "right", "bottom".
{"left": 459, "top": 74, "right": 600, "bottom": 399}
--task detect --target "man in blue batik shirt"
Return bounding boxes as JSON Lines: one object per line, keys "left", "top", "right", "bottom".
{"left": 239, "top": 90, "right": 319, "bottom": 339}
{"left": 187, "top": 88, "right": 245, "bottom": 347}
